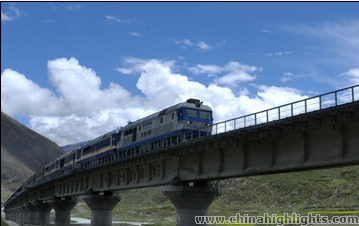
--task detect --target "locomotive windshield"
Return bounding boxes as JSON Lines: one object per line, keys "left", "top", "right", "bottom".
{"left": 178, "top": 108, "right": 213, "bottom": 121}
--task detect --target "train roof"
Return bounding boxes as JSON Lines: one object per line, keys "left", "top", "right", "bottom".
{"left": 122, "top": 98, "right": 212, "bottom": 129}
{"left": 71, "top": 99, "right": 212, "bottom": 151}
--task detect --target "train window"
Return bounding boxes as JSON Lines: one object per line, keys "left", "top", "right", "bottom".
{"left": 178, "top": 109, "right": 183, "bottom": 120}
{"left": 172, "top": 112, "right": 175, "bottom": 119}
{"left": 159, "top": 109, "right": 166, "bottom": 116}
{"left": 143, "top": 121, "right": 152, "bottom": 128}
{"left": 200, "top": 111, "right": 212, "bottom": 119}
{"left": 185, "top": 109, "right": 197, "bottom": 117}
{"left": 160, "top": 117, "right": 163, "bottom": 123}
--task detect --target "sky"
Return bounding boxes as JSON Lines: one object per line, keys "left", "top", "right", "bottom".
{"left": 1, "top": 2, "right": 359, "bottom": 147}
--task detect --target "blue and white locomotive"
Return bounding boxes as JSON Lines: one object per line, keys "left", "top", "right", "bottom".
{"left": 32, "top": 98, "right": 213, "bottom": 182}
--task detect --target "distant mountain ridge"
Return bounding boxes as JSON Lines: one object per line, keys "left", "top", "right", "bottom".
{"left": 1, "top": 111, "right": 64, "bottom": 202}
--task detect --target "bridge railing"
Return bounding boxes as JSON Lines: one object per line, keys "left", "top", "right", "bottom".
{"left": 210, "top": 84, "right": 359, "bottom": 135}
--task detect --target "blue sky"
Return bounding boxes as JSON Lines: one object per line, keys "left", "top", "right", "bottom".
{"left": 1, "top": 2, "right": 359, "bottom": 146}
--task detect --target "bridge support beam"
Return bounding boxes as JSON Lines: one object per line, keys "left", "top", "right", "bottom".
{"left": 83, "top": 192, "right": 121, "bottom": 226}
{"left": 49, "top": 197, "right": 77, "bottom": 226}
{"left": 162, "top": 182, "right": 221, "bottom": 226}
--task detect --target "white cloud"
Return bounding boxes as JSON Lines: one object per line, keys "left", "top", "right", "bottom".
{"left": 105, "top": 15, "right": 132, "bottom": 24}
{"left": 2, "top": 57, "right": 308, "bottom": 146}
{"left": 281, "top": 72, "right": 304, "bottom": 83}
{"left": 188, "top": 64, "right": 223, "bottom": 75}
{"left": 1, "top": 69, "right": 58, "bottom": 116}
{"left": 1, "top": 12, "right": 12, "bottom": 22}
{"left": 170, "top": 38, "right": 212, "bottom": 51}
{"left": 197, "top": 41, "right": 212, "bottom": 50}
{"left": 63, "top": 3, "right": 82, "bottom": 11}
{"left": 261, "top": 29, "right": 274, "bottom": 33}
{"left": 1, "top": 4, "right": 23, "bottom": 22}
{"left": 105, "top": 15, "right": 122, "bottom": 23}
{"left": 339, "top": 68, "right": 359, "bottom": 86}
{"left": 263, "top": 51, "right": 292, "bottom": 57}
{"left": 128, "top": 31, "right": 140, "bottom": 37}
{"left": 189, "top": 61, "right": 260, "bottom": 86}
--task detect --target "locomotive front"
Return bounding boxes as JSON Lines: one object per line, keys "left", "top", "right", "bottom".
{"left": 176, "top": 98, "right": 213, "bottom": 139}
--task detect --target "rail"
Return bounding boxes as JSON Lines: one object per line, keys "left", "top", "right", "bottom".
{"left": 210, "top": 84, "right": 359, "bottom": 136}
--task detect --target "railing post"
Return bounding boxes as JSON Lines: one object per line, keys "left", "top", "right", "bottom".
{"left": 352, "top": 86, "right": 355, "bottom": 102}
{"left": 305, "top": 99, "right": 308, "bottom": 113}
{"left": 278, "top": 107, "right": 281, "bottom": 120}
{"left": 319, "top": 95, "right": 322, "bottom": 110}
{"left": 335, "top": 91, "right": 338, "bottom": 106}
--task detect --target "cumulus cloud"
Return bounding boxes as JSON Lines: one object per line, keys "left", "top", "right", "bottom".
{"left": 1, "top": 69, "right": 58, "bottom": 116}
{"left": 2, "top": 57, "right": 308, "bottom": 146}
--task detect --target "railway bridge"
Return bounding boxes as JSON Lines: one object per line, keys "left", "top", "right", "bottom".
{"left": 4, "top": 85, "right": 359, "bottom": 226}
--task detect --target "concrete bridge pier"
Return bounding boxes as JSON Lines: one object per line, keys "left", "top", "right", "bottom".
{"left": 31, "top": 201, "right": 53, "bottom": 225}
{"left": 15, "top": 207, "right": 23, "bottom": 225}
{"left": 3, "top": 209, "right": 10, "bottom": 221}
{"left": 21, "top": 204, "right": 32, "bottom": 225}
{"left": 4, "top": 208, "right": 15, "bottom": 222}
{"left": 6, "top": 208, "right": 22, "bottom": 224}
{"left": 24, "top": 202, "right": 39, "bottom": 225}
{"left": 48, "top": 197, "right": 77, "bottom": 225}
{"left": 162, "top": 181, "right": 221, "bottom": 226}
{"left": 83, "top": 192, "right": 121, "bottom": 226}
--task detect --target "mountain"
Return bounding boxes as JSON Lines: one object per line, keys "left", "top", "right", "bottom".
{"left": 1, "top": 111, "right": 65, "bottom": 202}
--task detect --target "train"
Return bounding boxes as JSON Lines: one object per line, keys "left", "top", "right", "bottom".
{"left": 22, "top": 98, "right": 213, "bottom": 189}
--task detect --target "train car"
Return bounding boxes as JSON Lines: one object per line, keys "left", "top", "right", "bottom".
{"left": 30, "top": 98, "right": 213, "bottom": 185}
{"left": 79, "top": 129, "right": 120, "bottom": 160}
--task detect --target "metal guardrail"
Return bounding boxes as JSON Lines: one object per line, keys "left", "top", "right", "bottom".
{"left": 210, "top": 84, "right": 359, "bottom": 135}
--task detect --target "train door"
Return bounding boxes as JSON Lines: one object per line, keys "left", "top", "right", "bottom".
{"left": 60, "top": 159, "right": 64, "bottom": 168}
